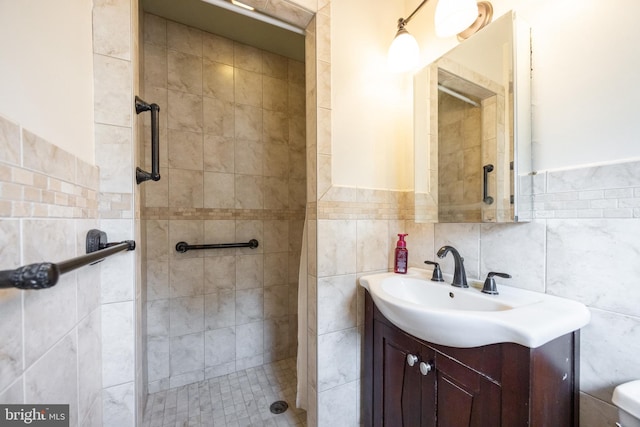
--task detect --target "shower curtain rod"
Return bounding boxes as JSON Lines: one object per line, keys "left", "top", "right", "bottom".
{"left": 438, "top": 84, "right": 480, "bottom": 107}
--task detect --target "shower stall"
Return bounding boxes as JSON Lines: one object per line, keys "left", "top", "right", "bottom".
{"left": 138, "top": 4, "right": 308, "bottom": 424}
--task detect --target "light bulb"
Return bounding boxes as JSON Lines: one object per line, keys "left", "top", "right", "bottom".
{"left": 387, "top": 29, "right": 420, "bottom": 73}
{"left": 434, "top": 0, "right": 478, "bottom": 38}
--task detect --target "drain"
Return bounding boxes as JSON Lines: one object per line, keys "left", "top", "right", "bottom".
{"left": 270, "top": 400, "right": 289, "bottom": 414}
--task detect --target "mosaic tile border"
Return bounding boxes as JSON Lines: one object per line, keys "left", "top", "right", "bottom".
{"left": 142, "top": 207, "right": 306, "bottom": 221}
{"left": 0, "top": 116, "right": 99, "bottom": 219}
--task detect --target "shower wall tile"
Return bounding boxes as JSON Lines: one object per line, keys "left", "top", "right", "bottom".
{"left": 205, "top": 327, "right": 236, "bottom": 367}
{"left": 235, "top": 69, "right": 263, "bottom": 107}
{"left": 167, "top": 21, "right": 203, "bottom": 57}
{"left": 204, "top": 172, "right": 235, "bottom": 209}
{"left": 95, "top": 124, "right": 134, "bottom": 193}
{"left": 264, "top": 51, "right": 288, "bottom": 79}
{"left": 317, "top": 380, "right": 358, "bottom": 427}
{"left": 93, "top": 0, "right": 131, "bottom": 60}
{"left": 77, "top": 309, "right": 102, "bottom": 423}
{"left": 169, "top": 332, "right": 205, "bottom": 375}
{"left": 317, "top": 327, "right": 358, "bottom": 392}
{"left": 236, "top": 288, "right": 264, "bottom": 324}
{"left": 169, "top": 296, "right": 204, "bottom": 336}
{"left": 203, "top": 97, "right": 234, "bottom": 137}
{"left": 167, "top": 90, "right": 203, "bottom": 132}
{"left": 93, "top": 54, "right": 132, "bottom": 127}
{"left": 234, "top": 140, "right": 263, "bottom": 175}
{"left": 318, "top": 219, "right": 357, "bottom": 277}
{"left": 143, "top": 14, "right": 306, "bottom": 391}
{"left": 234, "top": 44, "right": 262, "bottom": 73}
{"left": 204, "top": 135, "right": 235, "bottom": 173}
{"left": 167, "top": 50, "right": 203, "bottom": 95}
{"left": 203, "top": 33, "right": 234, "bottom": 66}
{"left": 103, "top": 382, "right": 135, "bottom": 427}
{"left": 235, "top": 104, "right": 263, "bottom": 141}
{"left": 204, "top": 290, "right": 235, "bottom": 329}
{"left": 167, "top": 129, "right": 203, "bottom": 171}
{"left": 168, "top": 168, "right": 203, "bottom": 208}
{"left": 102, "top": 301, "right": 135, "bottom": 388}
{"left": 204, "top": 256, "right": 236, "bottom": 292}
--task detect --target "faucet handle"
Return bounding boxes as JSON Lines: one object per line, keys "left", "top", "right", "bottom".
{"left": 482, "top": 272, "right": 511, "bottom": 295}
{"left": 424, "top": 261, "right": 444, "bottom": 282}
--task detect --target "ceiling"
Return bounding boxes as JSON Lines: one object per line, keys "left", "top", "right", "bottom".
{"left": 141, "top": 0, "right": 305, "bottom": 61}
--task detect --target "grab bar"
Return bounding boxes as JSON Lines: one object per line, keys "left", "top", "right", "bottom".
{"left": 0, "top": 229, "right": 135, "bottom": 290}
{"left": 135, "top": 96, "right": 161, "bottom": 184}
{"left": 483, "top": 164, "right": 494, "bottom": 205}
{"left": 175, "top": 239, "right": 259, "bottom": 253}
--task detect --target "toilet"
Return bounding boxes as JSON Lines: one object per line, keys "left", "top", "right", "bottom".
{"left": 613, "top": 380, "right": 640, "bottom": 427}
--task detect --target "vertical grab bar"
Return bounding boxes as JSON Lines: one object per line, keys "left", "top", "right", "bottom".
{"left": 483, "top": 164, "right": 494, "bottom": 205}
{"left": 135, "top": 96, "right": 161, "bottom": 184}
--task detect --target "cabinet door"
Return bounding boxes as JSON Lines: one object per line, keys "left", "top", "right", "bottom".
{"left": 374, "top": 321, "right": 435, "bottom": 427}
{"left": 435, "top": 355, "right": 502, "bottom": 427}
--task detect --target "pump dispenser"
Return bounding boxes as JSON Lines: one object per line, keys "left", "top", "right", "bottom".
{"left": 394, "top": 234, "right": 408, "bottom": 274}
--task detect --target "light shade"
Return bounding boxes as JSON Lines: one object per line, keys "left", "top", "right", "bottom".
{"left": 387, "top": 28, "right": 420, "bottom": 73}
{"left": 435, "top": 0, "right": 479, "bottom": 38}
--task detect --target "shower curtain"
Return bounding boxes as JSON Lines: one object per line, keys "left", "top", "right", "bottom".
{"left": 296, "top": 218, "right": 308, "bottom": 410}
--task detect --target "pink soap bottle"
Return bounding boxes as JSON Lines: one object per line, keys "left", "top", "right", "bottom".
{"left": 394, "top": 234, "right": 408, "bottom": 274}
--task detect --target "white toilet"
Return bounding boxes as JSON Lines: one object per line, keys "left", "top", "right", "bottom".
{"left": 613, "top": 380, "right": 640, "bottom": 427}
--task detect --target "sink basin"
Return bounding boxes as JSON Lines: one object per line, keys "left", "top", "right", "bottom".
{"left": 359, "top": 268, "right": 590, "bottom": 348}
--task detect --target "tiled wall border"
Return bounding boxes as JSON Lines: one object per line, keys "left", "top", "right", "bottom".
{"left": 531, "top": 160, "right": 640, "bottom": 219}
{"left": 0, "top": 115, "right": 99, "bottom": 218}
{"left": 143, "top": 207, "right": 305, "bottom": 221}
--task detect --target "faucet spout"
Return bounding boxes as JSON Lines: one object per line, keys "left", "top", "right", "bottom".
{"left": 436, "top": 245, "right": 468, "bottom": 288}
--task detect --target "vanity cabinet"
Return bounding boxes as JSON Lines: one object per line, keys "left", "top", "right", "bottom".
{"left": 363, "top": 292, "right": 580, "bottom": 427}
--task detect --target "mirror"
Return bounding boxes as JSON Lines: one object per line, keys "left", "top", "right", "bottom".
{"left": 414, "top": 11, "right": 532, "bottom": 223}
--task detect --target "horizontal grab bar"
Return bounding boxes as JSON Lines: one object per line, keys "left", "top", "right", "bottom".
{"left": 0, "top": 229, "right": 135, "bottom": 290}
{"left": 175, "top": 239, "right": 259, "bottom": 253}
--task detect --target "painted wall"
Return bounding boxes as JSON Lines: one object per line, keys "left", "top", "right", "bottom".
{"left": 0, "top": 0, "right": 95, "bottom": 164}
{"left": 331, "top": 0, "right": 414, "bottom": 190}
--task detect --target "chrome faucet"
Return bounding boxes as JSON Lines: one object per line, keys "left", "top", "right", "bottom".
{"left": 436, "top": 245, "right": 468, "bottom": 288}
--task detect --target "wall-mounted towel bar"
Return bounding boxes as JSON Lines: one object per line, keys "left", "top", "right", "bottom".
{"left": 175, "top": 239, "right": 259, "bottom": 253}
{"left": 0, "top": 229, "right": 135, "bottom": 290}
{"left": 135, "top": 96, "right": 161, "bottom": 184}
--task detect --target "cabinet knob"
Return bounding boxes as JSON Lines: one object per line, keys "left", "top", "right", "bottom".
{"left": 420, "top": 361, "right": 434, "bottom": 375}
{"left": 407, "top": 354, "right": 418, "bottom": 367}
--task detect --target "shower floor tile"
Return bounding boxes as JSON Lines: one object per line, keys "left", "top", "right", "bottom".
{"left": 142, "top": 358, "right": 306, "bottom": 427}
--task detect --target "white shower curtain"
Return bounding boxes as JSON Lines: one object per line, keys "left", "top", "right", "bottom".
{"left": 296, "top": 218, "right": 308, "bottom": 410}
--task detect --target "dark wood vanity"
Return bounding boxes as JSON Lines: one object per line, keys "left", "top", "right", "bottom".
{"left": 363, "top": 292, "right": 580, "bottom": 427}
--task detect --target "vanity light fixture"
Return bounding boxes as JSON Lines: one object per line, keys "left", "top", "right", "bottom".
{"left": 388, "top": 0, "right": 494, "bottom": 73}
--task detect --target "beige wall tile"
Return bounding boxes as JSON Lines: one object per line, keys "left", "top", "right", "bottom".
{"left": 204, "top": 256, "right": 236, "bottom": 292}
{"left": 263, "top": 52, "right": 288, "bottom": 79}
{"left": 0, "top": 115, "right": 20, "bottom": 166}
{"left": 236, "top": 104, "right": 262, "bottom": 141}
{"left": 234, "top": 175, "right": 263, "bottom": 209}
{"left": 203, "top": 61, "right": 234, "bottom": 102}
{"left": 93, "top": 54, "right": 132, "bottom": 127}
{"left": 235, "top": 69, "right": 262, "bottom": 108}
{"left": 234, "top": 43, "right": 262, "bottom": 73}
{"left": 167, "top": 21, "right": 202, "bottom": 57}
{"left": 263, "top": 111, "right": 289, "bottom": 144}
{"left": 264, "top": 176, "right": 289, "bottom": 209}
{"left": 264, "top": 142, "right": 289, "bottom": 177}
{"left": 23, "top": 130, "right": 76, "bottom": 184}
{"left": 204, "top": 135, "right": 234, "bottom": 173}
{"left": 93, "top": 0, "right": 131, "bottom": 60}
{"left": 167, "top": 130, "right": 203, "bottom": 171}
{"left": 144, "top": 13, "right": 167, "bottom": 47}
{"left": 203, "top": 33, "right": 234, "bottom": 66}
{"left": 203, "top": 97, "right": 234, "bottom": 137}
{"left": 167, "top": 51, "right": 202, "bottom": 95}
{"left": 203, "top": 172, "right": 234, "bottom": 209}
{"left": 234, "top": 140, "right": 263, "bottom": 176}
{"left": 263, "top": 76, "right": 288, "bottom": 113}
{"left": 167, "top": 90, "right": 203, "bottom": 132}
{"left": 168, "top": 169, "right": 203, "bottom": 208}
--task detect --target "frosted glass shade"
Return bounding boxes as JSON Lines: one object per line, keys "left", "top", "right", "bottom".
{"left": 387, "top": 29, "right": 420, "bottom": 73}
{"left": 435, "top": 0, "right": 478, "bottom": 37}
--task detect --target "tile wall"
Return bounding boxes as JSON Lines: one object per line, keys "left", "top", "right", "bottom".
{"left": 140, "top": 13, "right": 307, "bottom": 393}
{"left": 432, "top": 160, "right": 640, "bottom": 427}
{"left": 0, "top": 114, "right": 102, "bottom": 427}
{"left": 93, "top": 0, "right": 143, "bottom": 425}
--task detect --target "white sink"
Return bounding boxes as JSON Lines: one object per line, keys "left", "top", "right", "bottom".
{"left": 359, "top": 268, "right": 590, "bottom": 348}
